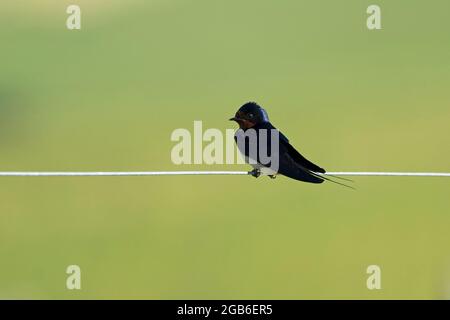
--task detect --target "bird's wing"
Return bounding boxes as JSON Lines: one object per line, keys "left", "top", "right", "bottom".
{"left": 279, "top": 133, "right": 326, "bottom": 174}
{"left": 276, "top": 146, "right": 325, "bottom": 183}
{"left": 252, "top": 123, "right": 324, "bottom": 183}
{"left": 254, "top": 123, "right": 352, "bottom": 187}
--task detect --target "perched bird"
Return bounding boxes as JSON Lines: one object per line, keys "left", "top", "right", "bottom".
{"left": 230, "top": 102, "right": 351, "bottom": 187}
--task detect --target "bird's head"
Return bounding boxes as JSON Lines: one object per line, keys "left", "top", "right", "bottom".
{"left": 229, "top": 102, "right": 270, "bottom": 129}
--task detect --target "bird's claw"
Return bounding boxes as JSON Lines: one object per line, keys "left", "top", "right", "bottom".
{"left": 249, "top": 169, "right": 261, "bottom": 178}
{"left": 268, "top": 175, "right": 277, "bottom": 179}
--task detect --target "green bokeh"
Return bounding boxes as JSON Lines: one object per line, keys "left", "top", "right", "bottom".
{"left": 0, "top": 0, "right": 449, "bottom": 299}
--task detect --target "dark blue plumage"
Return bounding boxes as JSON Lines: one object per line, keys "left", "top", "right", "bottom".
{"left": 230, "top": 102, "right": 326, "bottom": 184}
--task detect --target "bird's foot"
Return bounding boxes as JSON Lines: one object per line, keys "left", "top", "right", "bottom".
{"left": 268, "top": 175, "right": 277, "bottom": 179}
{"left": 249, "top": 169, "right": 261, "bottom": 178}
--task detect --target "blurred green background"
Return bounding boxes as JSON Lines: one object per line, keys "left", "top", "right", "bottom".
{"left": 0, "top": 0, "right": 449, "bottom": 299}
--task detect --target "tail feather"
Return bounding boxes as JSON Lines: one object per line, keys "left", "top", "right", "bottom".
{"left": 323, "top": 174, "right": 354, "bottom": 183}
{"left": 279, "top": 168, "right": 325, "bottom": 184}
{"left": 309, "top": 171, "right": 355, "bottom": 190}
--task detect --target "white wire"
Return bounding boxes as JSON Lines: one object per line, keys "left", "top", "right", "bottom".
{"left": 0, "top": 171, "right": 248, "bottom": 176}
{"left": 0, "top": 171, "right": 449, "bottom": 177}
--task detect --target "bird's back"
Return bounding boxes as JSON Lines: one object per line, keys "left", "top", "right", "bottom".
{"left": 235, "top": 122, "right": 325, "bottom": 183}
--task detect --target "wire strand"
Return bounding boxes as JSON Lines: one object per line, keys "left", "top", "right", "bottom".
{"left": 0, "top": 171, "right": 449, "bottom": 177}
{"left": 0, "top": 171, "right": 248, "bottom": 176}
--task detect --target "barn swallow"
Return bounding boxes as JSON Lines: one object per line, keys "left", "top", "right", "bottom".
{"left": 230, "top": 102, "right": 352, "bottom": 187}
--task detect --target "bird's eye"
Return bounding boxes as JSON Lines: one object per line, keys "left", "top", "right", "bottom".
{"left": 248, "top": 113, "right": 254, "bottom": 118}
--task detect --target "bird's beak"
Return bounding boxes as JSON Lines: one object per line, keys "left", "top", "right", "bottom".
{"left": 229, "top": 117, "right": 238, "bottom": 121}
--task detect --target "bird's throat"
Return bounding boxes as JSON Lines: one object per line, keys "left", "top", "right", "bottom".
{"left": 238, "top": 120, "right": 256, "bottom": 129}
